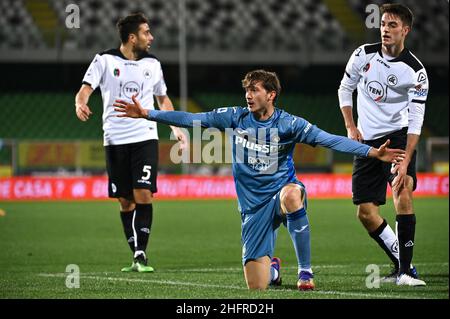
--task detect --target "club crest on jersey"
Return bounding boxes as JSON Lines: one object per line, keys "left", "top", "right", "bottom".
{"left": 366, "top": 81, "right": 385, "bottom": 102}
{"left": 363, "top": 63, "right": 370, "bottom": 72}
{"left": 143, "top": 69, "right": 152, "bottom": 79}
{"left": 387, "top": 74, "right": 398, "bottom": 86}
{"left": 113, "top": 68, "right": 120, "bottom": 77}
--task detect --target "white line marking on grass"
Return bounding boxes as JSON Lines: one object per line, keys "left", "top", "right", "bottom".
{"left": 38, "top": 273, "right": 246, "bottom": 290}
{"left": 56, "top": 262, "right": 448, "bottom": 276}
{"left": 37, "top": 273, "right": 429, "bottom": 299}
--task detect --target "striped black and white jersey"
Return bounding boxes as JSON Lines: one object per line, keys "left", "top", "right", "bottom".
{"left": 338, "top": 42, "right": 428, "bottom": 140}
{"left": 82, "top": 49, "right": 167, "bottom": 146}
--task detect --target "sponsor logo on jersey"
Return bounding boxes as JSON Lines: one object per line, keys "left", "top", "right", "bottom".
{"left": 248, "top": 156, "right": 271, "bottom": 172}
{"left": 366, "top": 81, "right": 385, "bottom": 102}
{"left": 114, "top": 68, "right": 120, "bottom": 77}
{"left": 363, "top": 63, "right": 371, "bottom": 72}
{"left": 417, "top": 72, "right": 427, "bottom": 82}
{"left": 248, "top": 156, "right": 269, "bottom": 165}
{"left": 413, "top": 88, "right": 428, "bottom": 97}
{"left": 235, "top": 135, "right": 284, "bottom": 153}
{"left": 123, "top": 81, "right": 141, "bottom": 98}
{"left": 376, "top": 58, "right": 390, "bottom": 68}
{"left": 387, "top": 74, "right": 398, "bottom": 86}
{"left": 235, "top": 136, "right": 271, "bottom": 153}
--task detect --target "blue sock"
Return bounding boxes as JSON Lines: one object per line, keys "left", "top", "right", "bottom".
{"left": 286, "top": 207, "right": 311, "bottom": 272}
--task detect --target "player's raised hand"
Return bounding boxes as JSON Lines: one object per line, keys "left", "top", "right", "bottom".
{"left": 75, "top": 103, "right": 92, "bottom": 121}
{"left": 372, "top": 139, "right": 406, "bottom": 163}
{"left": 114, "top": 94, "right": 148, "bottom": 118}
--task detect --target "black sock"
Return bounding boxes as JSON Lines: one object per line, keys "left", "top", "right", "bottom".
{"left": 369, "top": 219, "right": 399, "bottom": 270}
{"left": 120, "top": 210, "right": 135, "bottom": 253}
{"left": 396, "top": 214, "right": 416, "bottom": 275}
{"left": 133, "top": 203, "right": 153, "bottom": 253}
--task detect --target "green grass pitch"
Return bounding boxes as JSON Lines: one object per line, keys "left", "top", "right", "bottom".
{"left": 0, "top": 198, "right": 448, "bottom": 299}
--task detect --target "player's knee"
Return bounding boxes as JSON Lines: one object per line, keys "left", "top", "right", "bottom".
{"left": 357, "top": 205, "right": 376, "bottom": 223}
{"left": 282, "top": 187, "right": 304, "bottom": 213}
{"left": 118, "top": 198, "right": 135, "bottom": 211}
{"left": 133, "top": 189, "right": 153, "bottom": 204}
{"left": 394, "top": 189, "right": 413, "bottom": 213}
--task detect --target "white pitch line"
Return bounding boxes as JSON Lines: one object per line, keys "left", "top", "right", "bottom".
{"left": 37, "top": 273, "right": 429, "bottom": 299}
{"left": 38, "top": 273, "right": 246, "bottom": 290}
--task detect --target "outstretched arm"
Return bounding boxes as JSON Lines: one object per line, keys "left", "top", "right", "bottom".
{"left": 312, "top": 128, "right": 405, "bottom": 163}
{"left": 114, "top": 95, "right": 215, "bottom": 128}
{"left": 155, "top": 95, "right": 188, "bottom": 150}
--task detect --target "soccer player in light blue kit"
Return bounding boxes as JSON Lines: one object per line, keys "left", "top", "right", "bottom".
{"left": 114, "top": 70, "right": 405, "bottom": 290}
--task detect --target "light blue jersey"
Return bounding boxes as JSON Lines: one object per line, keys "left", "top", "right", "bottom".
{"left": 149, "top": 107, "right": 372, "bottom": 213}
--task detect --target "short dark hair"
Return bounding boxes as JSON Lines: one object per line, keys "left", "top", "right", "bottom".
{"left": 380, "top": 3, "right": 414, "bottom": 28}
{"left": 116, "top": 13, "right": 149, "bottom": 43}
{"left": 242, "top": 70, "right": 281, "bottom": 103}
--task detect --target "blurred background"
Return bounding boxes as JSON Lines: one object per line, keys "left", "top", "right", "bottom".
{"left": 0, "top": 0, "right": 448, "bottom": 189}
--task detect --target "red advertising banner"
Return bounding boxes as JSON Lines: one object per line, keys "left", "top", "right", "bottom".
{"left": 0, "top": 174, "right": 448, "bottom": 201}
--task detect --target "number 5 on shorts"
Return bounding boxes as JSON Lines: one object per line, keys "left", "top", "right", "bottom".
{"left": 142, "top": 165, "right": 152, "bottom": 180}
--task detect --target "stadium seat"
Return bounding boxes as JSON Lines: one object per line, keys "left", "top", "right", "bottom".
{"left": 1, "top": 0, "right": 447, "bottom": 55}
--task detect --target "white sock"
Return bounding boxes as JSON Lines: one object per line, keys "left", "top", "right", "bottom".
{"left": 380, "top": 224, "right": 399, "bottom": 261}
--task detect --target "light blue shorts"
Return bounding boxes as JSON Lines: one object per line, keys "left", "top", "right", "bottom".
{"left": 240, "top": 181, "right": 307, "bottom": 265}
